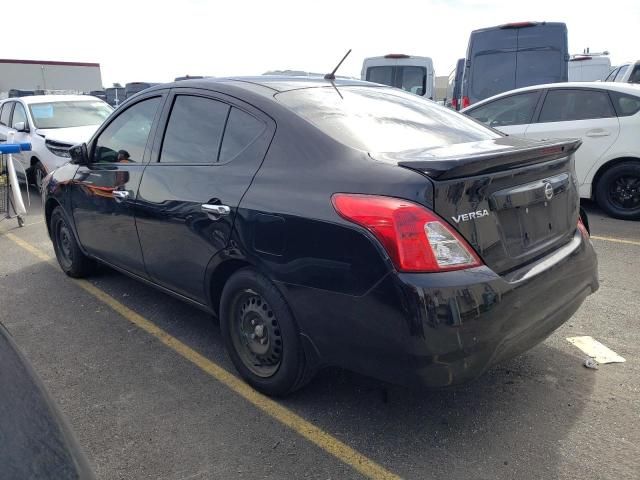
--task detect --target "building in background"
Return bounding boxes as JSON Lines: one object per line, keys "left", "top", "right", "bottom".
{"left": 0, "top": 59, "right": 102, "bottom": 97}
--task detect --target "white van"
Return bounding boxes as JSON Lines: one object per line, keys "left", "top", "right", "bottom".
{"left": 568, "top": 54, "right": 611, "bottom": 82}
{"left": 361, "top": 54, "right": 435, "bottom": 99}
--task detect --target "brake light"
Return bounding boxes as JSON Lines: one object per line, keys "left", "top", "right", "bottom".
{"left": 500, "top": 21, "right": 537, "bottom": 28}
{"left": 332, "top": 194, "right": 482, "bottom": 272}
{"left": 384, "top": 53, "right": 410, "bottom": 59}
{"left": 461, "top": 96, "right": 470, "bottom": 109}
{"left": 452, "top": 98, "right": 458, "bottom": 109}
{"left": 577, "top": 217, "right": 590, "bottom": 238}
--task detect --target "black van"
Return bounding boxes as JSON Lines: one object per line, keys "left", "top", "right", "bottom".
{"left": 461, "top": 22, "right": 568, "bottom": 107}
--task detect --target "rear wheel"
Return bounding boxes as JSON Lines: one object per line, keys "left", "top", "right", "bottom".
{"left": 220, "top": 268, "right": 312, "bottom": 396}
{"left": 50, "top": 207, "right": 96, "bottom": 278}
{"left": 595, "top": 161, "right": 640, "bottom": 220}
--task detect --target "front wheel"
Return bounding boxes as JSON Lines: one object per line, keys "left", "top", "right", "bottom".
{"left": 31, "top": 161, "right": 47, "bottom": 193}
{"left": 50, "top": 207, "right": 96, "bottom": 278}
{"left": 595, "top": 161, "right": 640, "bottom": 220}
{"left": 220, "top": 268, "right": 312, "bottom": 396}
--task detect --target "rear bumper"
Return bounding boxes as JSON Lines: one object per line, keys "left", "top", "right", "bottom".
{"left": 282, "top": 230, "right": 598, "bottom": 388}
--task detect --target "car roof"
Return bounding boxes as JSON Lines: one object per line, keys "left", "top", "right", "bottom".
{"left": 2, "top": 94, "right": 104, "bottom": 105}
{"left": 463, "top": 81, "right": 640, "bottom": 111}
{"left": 147, "top": 76, "right": 373, "bottom": 95}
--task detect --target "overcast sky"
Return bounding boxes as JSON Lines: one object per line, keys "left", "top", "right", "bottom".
{"left": 6, "top": 0, "right": 639, "bottom": 86}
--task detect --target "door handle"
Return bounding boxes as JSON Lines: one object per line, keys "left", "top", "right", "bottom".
{"left": 112, "top": 190, "right": 129, "bottom": 200}
{"left": 201, "top": 204, "right": 231, "bottom": 217}
{"left": 585, "top": 129, "right": 610, "bottom": 138}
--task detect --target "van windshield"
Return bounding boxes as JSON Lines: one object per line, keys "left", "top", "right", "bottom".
{"left": 276, "top": 86, "right": 499, "bottom": 153}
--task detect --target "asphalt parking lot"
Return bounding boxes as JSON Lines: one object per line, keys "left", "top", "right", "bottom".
{"left": 1, "top": 192, "right": 638, "bottom": 480}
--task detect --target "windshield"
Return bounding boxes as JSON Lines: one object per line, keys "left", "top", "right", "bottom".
{"left": 28, "top": 100, "right": 113, "bottom": 129}
{"left": 276, "top": 86, "right": 499, "bottom": 153}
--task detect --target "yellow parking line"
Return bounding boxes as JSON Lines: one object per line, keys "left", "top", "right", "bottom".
{"left": 3, "top": 232, "right": 400, "bottom": 480}
{"left": 590, "top": 236, "right": 640, "bottom": 247}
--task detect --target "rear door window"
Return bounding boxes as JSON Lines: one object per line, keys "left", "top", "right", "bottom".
{"left": 398, "top": 66, "right": 426, "bottom": 96}
{"left": 471, "top": 52, "right": 517, "bottom": 101}
{"left": 628, "top": 64, "right": 640, "bottom": 83}
{"left": 219, "top": 108, "right": 265, "bottom": 163}
{"left": 614, "top": 65, "right": 630, "bottom": 82}
{"left": 0, "top": 102, "right": 12, "bottom": 126}
{"left": 365, "top": 66, "right": 394, "bottom": 87}
{"left": 516, "top": 49, "right": 564, "bottom": 87}
{"left": 160, "top": 95, "right": 229, "bottom": 164}
{"left": 466, "top": 91, "right": 541, "bottom": 127}
{"left": 538, "top": 89, "right": 615, "bottom": 123}
{"left": 604, "top": 67, "right": 620, "bottom": 82}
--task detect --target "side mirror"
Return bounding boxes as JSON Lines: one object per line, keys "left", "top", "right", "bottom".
{"left": 69, "top": 143, "right": 89, "bottom": 165}
{"left": 13, "top": 122, "right": 29, "bottom": 133}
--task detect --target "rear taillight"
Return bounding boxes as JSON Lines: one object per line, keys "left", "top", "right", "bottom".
{"left": 332, "top": 194, "right": 482, "bottom": 272}
{"left": 577, "top": 217, "right": 590, "bottom": 238}
{"left": 451, "top": 98, "right": 458, "bottom": 109}
{"left": 461, "top": 96, "right": 470, "bottom": 109}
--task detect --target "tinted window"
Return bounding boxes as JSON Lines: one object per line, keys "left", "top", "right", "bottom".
{"left": 467, "top": 91, "right": 540, "bottom": 127}
{"left": 93, "top": 97, "right": 160, "bottom": 163}
{"left": 515, "top": 49, "right": 564, "bottom": 87}
{"left": 614, "top": 65, "right": 630, "bottom": 82}
{"left": 277, "top": 86, "right": 499, "bottom": 153}
{"left": 539, "top": 89, "right": 615, "bottom": 123}
{"left": 399, "top": 66, "right": 426, "bottom": 96}
{"left": 629, "top": 64, "right": 640, "bottom": 83}
{"left": 609, "top": 92, "right": 640, "bottom": 116}
{"left": 11, "top": 103, "right": 27, "bottom": 128}
{"left": 161, "top": 96, "right": 229, "bottom": 164}
{"left": 366, "top": 66, "right": 393, "bottom": 87}
{"left": 0, "top": 103, "right": 12, "bottom": 126}
{"left": 471, "top": 52, "right": 517, "bottom": 100}
{"left": 219, "top": 108, "right": 265, "bottom": 162}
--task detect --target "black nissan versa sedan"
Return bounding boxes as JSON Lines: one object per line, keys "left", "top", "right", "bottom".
{"left": 42, "top": 76, "right": 598, "bottom": 396}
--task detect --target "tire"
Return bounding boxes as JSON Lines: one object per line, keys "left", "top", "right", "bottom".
{"left": 31, "top": 161, "right": 47, "bottom": 193}
{"left": 595, "top": 161, "right": 640, "bottom": 220}
{"left": 50, "top": 207, "right": 96, "bottom": 278}
{"left": 220, "top": 267, "right": 312, "bottom": 396}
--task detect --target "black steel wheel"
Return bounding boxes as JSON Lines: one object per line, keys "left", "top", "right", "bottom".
{"left": 596, "top": 161, "right": 640, "bottom": 220}
{"left": 50, "top": 206, "right": 96, "bottom": 277}
{"left": 220, "top": 267, "right": 313, "bottom": 396}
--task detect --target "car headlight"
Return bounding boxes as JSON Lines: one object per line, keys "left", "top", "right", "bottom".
{"left": 45, "top": 139, "right": 72, "bottom": 158}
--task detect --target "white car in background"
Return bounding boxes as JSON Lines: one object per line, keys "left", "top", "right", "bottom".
{"left": 604, "top": 61, "right": 640, "bottom": 83}
{"left": 463, "top": 82, "right": 640, "bottom": 219}
{"left": 0, "top": 95, "right": 113, "bottom": 190}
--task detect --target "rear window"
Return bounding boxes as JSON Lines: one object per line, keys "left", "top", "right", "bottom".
{"left": 629, "top": 64, "right": 640, "bottom": 83}
{"left": 471, "top": 52, "right": 516, "bottom": 100}
{"left": 276, "top": 86, "right": 499, "bottom": 153}
{"left": 608, "top": 91, "right": 640, "bottom": 116}
{"left": 366, "top": 67, "right": 393, "bottom": 87}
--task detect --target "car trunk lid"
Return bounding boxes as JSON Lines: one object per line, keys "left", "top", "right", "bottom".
{"left": 372, "top": 137, "right": 582, "bottom": 274}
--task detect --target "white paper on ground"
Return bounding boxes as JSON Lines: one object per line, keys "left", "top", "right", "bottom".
{"left": 566, "top": 336, "right": 626, "bottom": 364}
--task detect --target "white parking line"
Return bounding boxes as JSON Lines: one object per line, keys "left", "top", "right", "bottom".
{"left": 590, "top": 236, "right": 640, "bottom": 247}
{"left": 566, "top": 336, "right": 626, "bottom": 364}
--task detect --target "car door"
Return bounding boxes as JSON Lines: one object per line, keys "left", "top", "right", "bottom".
{"left": 9, "top": 102, "right": 31, "bottom": 170}
{"left": 524, "top": 88, "right": 620, "bottom": 188}
{"left": 136, "top": 89, "right": 274, "bottom": 303}
{"left": 464, "top": 90, "right": 542, "bottom": 136}
{"left": 70, "top": 92, "right": 166, "bottom": 277}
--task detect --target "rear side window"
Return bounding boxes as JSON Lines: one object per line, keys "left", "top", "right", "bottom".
{"left": 0, "top": 103, "right": 12, "bottom": 126}
{"left": 277, "top": 86, "right": 499, "bottom": 153}
{"left": 608, "top": 91, "right": 640, "bottom": 116}
{"left": 604, "top": 67, "right": 619, "bottom": 82}
{"left": 466, "top": 91, "right": 540, "bottom": 127}
{"left": 538, "top": 89, "right": 615, "bottom": 123}
{"left": 160, "top": 95, "right": 229, "bottom": 164}
{"left": 366, "top": 67, "right": 393, "bottom": 87}
{"left": 629, "top": 65, "right": 640, "bottom": 83}
{"left": 219, "top": 108, "right": 265, "bottom": 163}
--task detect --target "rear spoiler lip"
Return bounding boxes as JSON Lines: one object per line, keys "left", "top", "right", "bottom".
{"left": 387, "top": 138, "right": 582, "bottom": 180}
